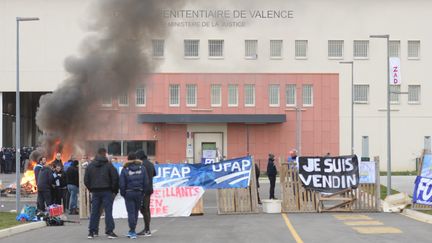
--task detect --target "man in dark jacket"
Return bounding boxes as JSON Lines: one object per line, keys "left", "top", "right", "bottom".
{"left": 36, "top": 160, "right": 53, "bottom": 211}
{"left": 119, "top": 153, "right": 149, "bottom": 239}
{"left": 66, "top": 160, "right": 79, "bottom": 215}
{"left": 51, "top": 153, "right": 63, "bottom": 170}
{"left": 34, "top": 157, "right": 46, "bottom": 184}
{"left": 267, "top": 153, "right": 277, "bottom": 200}
{"left": 84, "top": 148, "right": 119, "bottom": 239}
{"left": 255, "top": 163, "right": 261, "bottom": 204}
{"left": 135, "top": 149, "right": 156, "bottom": 236}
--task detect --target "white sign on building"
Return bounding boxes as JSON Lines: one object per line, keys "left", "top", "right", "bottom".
{"left": 389, "top": 57, "right": 401, "bottom": 85}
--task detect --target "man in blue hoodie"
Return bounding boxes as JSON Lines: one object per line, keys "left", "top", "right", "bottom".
{"left": 119, "top": 152, "right": 149, "bottom": 239}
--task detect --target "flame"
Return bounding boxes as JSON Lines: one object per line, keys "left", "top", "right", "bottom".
{"left": 20, "top": 140, "right": 74, "bottom": 194}
{"left": 20, "top": 161, "right": 38, "bottom": 193}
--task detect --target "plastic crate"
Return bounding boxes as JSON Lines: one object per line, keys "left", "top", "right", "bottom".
{"left": 48, "top": 205, "right": 64, "bottom": 217}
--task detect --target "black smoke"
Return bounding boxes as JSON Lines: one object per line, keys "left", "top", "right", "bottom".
{"left": 36, "top": 0, "right": 187, "bottom": 156}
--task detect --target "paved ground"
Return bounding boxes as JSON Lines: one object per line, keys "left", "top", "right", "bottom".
{"left": 1, "top": 175, "right": 431, "bottom": 243}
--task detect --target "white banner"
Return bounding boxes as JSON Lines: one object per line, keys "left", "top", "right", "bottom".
{"left": 389, "top": 57, "right": 401, "bottom": 85}
{"left": 113, "top": 186, "right": 204, "bottom": 218}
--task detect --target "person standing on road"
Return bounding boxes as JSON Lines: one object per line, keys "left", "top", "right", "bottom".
{"left": 66, "top": 160, "right": 79, "bottom": 215}
{"left": 255, "top": 162, "right": 262, "bottom": 204}
{"left": 267, "top": 153, "right": 277, "bottom": 200}
{"left": 120, "top": 152, "right": 149, "bottom": 239}
{"left": 36, "top": 157, "right": 53, "bottom": 211}
{"left": 135, "top": 149, "right": 156, "bottom": 237}
{"left": 84, "top": 148, "right": 119, "bottom": 239}
{"left": 34, "top": 157, "right": 46, "bottom": 184}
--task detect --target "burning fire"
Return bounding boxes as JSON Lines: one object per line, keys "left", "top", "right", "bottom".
{"left": 20, "top": 141, "right": 74, "bottom": 194}
{"left": 21, "top": 161, "right": 38, "bottom": 194}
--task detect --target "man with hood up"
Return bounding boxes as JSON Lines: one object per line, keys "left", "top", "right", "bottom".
{"left": 135, "top": 149, "right": 156, "bottom": 237}
{"left": 84, "top": 148, "right": 119, "bottom": 239}
{"left": 119, "top": 152, "right": 149, "bottom": 239}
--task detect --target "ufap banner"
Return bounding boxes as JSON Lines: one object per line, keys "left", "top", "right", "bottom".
{"left": 298, "top": 155, "right": 359, "bottom": 193}
{"left": 413, "top": 176, "right": 432, "bottom": 206}
{"left": 153, "top": 156, "right": 252, "bottom": 189}
{"left": 113, "top": 186, "right": 205, "bottom": 218}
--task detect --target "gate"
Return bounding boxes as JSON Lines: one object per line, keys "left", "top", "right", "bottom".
{"left": 280, "top": 157, "right": 381, "bottom": 213}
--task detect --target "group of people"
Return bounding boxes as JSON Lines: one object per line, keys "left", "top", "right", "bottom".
{"left": 84, "top": 148, "right": 156, "bottom": 240}
{"left": 0, "top": 146, "right": 34, "bottom": 174}
{"left": 34, "top": 153, "right": 80, "bottom": 215}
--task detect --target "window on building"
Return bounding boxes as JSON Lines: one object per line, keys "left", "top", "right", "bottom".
{"left": 408, "top": 85, "right": 421, "bottom": 104}
{"left": 118, "top": 92, "right": 129, "bottom": 106}
{"left": 270, "top": 40, "right": 283, "bottom": 58}
{"left": 245, "top": 40, "right": 258, "bottom": 59}
{"left": 408, "top": 40, "right": 420, "bottom": 59}
{"left": 389, "top": 40, "right": 400, "bottom": 57}
{"left": 244, "top": 84, "right": 255, "bottom": 106}
{"left": 268, "top": 84, "right": 280, "bottom": 106}
{"left": 302, "top": 84, "right": 313, "bottom": 106}
{"left": 211, "top": 84, "right": 222, "bottom": 107}
{"left": 123, "top": 141, "right": 156, "bottom": 156}
{"left": 362, "top": 136, "right": 369, "bottom": 159}
{"left": 228, "top": 84, "right": 238, "bottom": 107}
{"left": 354, "top": 85, "right": 369, "bottom": 103}
{"left": 152, "top": 39, "right": 164, "bottom": 57}
{"left": 136, "top": 86, "right": 146, "bottom": 106}
{"left": 328, "top": 40, "right": 344, "bottom": 59}
{"left": 425, "top": 136, "right": 431, "bottom": 153}
{"left": 390, "top": 85, "right": 401, "bottom": 104}
{"left": 353, "top": 40, "right": 369, "bottom": 58}
{"left": 286, "top": 84, "right": 296, "bottom": 106}
{"left": 169, "top": 84, "right": 180, "bottom": 106}
{"left": 184, "top": 39, "right": 199, "bottom": 57}
{"left": 186, "top": 84, "right": 197, "bottom": 107}
{"left": 295, "top": 40, "right": 308, "bottom": 59}
{"left": 208, "top": 40, "right": 224, "bottom": 58}
{"left": 101, "top": 96, "right": 112, "bottom": 107}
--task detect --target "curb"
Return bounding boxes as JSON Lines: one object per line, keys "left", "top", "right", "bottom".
{"left": 401, "top": 208, "right": 432, "bottom": 224}
{"left": 0, "top": 221, "right": 46, "bottom": 239}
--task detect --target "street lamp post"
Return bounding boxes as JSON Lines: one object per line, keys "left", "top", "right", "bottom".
{"left": 370, "top": 34, "right": 391, "bottom": 196}
{"left": 16, "top": 16, "right": 39, "bottom": 212}
{"left": 340, "top": 61, "right": 354, "bottom": 155}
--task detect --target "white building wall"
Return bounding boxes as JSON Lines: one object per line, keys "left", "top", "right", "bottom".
{"left": 1, "top": 0, "right": 431, "bottom": 170}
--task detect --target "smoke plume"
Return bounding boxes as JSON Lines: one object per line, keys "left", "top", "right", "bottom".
{"left": 36, "top": 0, "right": 186, "bottom": 157}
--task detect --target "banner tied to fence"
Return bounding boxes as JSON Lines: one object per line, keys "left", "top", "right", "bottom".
{"left": 413, "top": 154, "right": 432, "bottom": 206}
{"left": 153, "top": 156, "right": 252, "bottom": 189}
{"left": 298, "top": 155, "right": 359, "bottom": 193}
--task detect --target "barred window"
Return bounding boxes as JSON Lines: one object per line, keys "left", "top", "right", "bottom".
{"left": 244, "top": 84, "right": 255, "bottom": 106}
{"left": 390, "top": 85, "right": 401, "bottom": 104}
{"left": 118, "top": 92, "right": 128, "bottom": 106}
{"left": 328, "top": 40, "right": 344, "bottom": 58}
{"left": 184, "top": 39, "right": 199, "bottom": 57}
{"left": 101, "top": 96, "right": 112, "bottom": 107}
{"left": 208, "top": 40, "right": 224, "bottom": 57}
{"left": 389, "top": 40, "right": 400, "bottom": 58}
{"left": 152, "top": 39, "right": 164, "bottom": 57}
{"left": 211, "top": 84, "right": 222, "bottom": 107}
{"left": 353, "top": 40, "right": 369, "bottom": 58}
{"left": 286, "top": 84, "right": 296, "bottom": 106}
{"left": 408, "top": 40, "right": 420, "bottom": 59}
{"left": 245, "top": 40, "right": 258, "bottom": 59}
{"left": 295, "top": 40, "right": 308, "bottom": 59}
{"left": 408, "top": 85, "right": 421, "bottom": 104}
{"left": 186, "top": 84, "right": 197, "bottom": 106}
{"left": 169, "top": 84, "right": 180, "bottom": 106}
{"left": 302, "top": 84, "right": 313, "bottom": 106}
{"left": 136, "top": 87, "right": 146, "bottom": 106}
{"left": 228, "top": 84, "right": 238, "bottom": 107}
{"left": 354, "top": 85, "right": 369, "bottom": 103}
{"left": 270, "top": 40, "right": 283, "bottom": 58}
{"left": 268, "top": 84, "right": 280, "bottom": 106}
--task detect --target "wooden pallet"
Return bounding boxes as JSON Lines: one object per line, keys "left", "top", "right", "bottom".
{"left": 318, "top": 188, "right": 355, "bottom": 212}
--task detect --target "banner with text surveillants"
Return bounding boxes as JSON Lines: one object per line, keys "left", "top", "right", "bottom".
{"left": 153, "top": 156, "right": 252, "bottom": 189}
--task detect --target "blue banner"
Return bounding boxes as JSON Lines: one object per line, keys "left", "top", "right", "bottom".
{"left": 413, "top": 176, "right": 432, "bottom": 206}
{"left": 153, "top": 156, "right": 252, "bottom": 189}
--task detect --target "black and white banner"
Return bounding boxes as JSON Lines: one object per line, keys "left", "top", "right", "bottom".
{"left": 298, "top": 155, "right": 359, "bottom": 193}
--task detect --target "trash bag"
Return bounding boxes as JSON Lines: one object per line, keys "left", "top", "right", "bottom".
{"left": 16, "top": 205, "right": 37, "bottom": 222}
